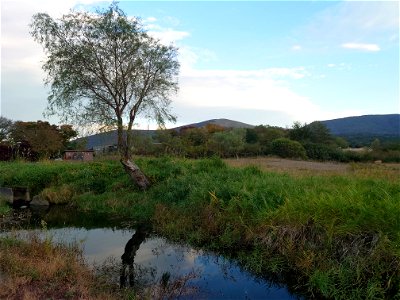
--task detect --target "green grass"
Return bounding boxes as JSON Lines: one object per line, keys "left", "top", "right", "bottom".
{"left": 0, "top": 157, "right": 399, "bottom": 299}
{"left": 0, "top": 198, "right": 11, "bottom": 215}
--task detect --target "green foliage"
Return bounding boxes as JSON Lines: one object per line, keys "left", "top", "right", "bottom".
{"left": 0, "top": 195, "right": 11, "bottom": 215}
{"left": 252, "top": 125, "right": 287, "bottom": 154}
{"left": 271, "top": 138, "right": 307, "bottom": 159}
{"left": 0, "top": 116, "right": 13, "bottom": 142}
{"left": 245, "top": 128, "right": 258, "bottom": 144}
{"left": 303, "top": 142, "right": 346, "bottom": 161}
{"left": 9, "top": 121, "right": 77, "bottom": 159}
{"left": 1, "top": 158, "right": 399, "bottom": 299}
{"left": 371, "top": 138, "right": 381, "bottom": 151}
{"left": 208, "top": 129, "right": 246, "bottom": 157}
{"left": 31, "top": 4, "right": 179, "bottom": 161}
{"left": 290, "top": 121, "right": 335, "bottom": 144}
{"left": 128, "top": 122, "right": 397, "bottom": 162}
{"left": 334, "top": 137, "right": 349, "bottom": 149}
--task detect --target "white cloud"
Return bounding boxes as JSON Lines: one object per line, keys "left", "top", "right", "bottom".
{"left": 299, "top": 1, "right": 398, "bottom": 50}
{"left": 144, "top": 16, "right": 157, "bottom": 23}
{"left": 292, "top": 45, "right": 302, "bottom": 51}
{"left": 143, "top": 18, "right": 190, "bottom": 45}
{"left": 326, "top": 63, "right": 352, "bottom": 71}
{"left": 178, "top": 46, "right": 218, "bottom": 71}
{"left": 175, "top": 56, "right": 321, "bottom": 123}
{"left": 1, "top": 0, "right": 108, "bottom": 118}
{"left": 341, "top": 43, "right": 380, "bottom": 52}
{"left": 1, "top": 0, "right": 108, "bottom": 71}
{"left": 1, "top": 0, "right": 369, "bottom": 127}
{"left": 264, "top": 67, "right": 309, "bottom": 79}
{"left": 148, "top": 29, "right": 190, "bottom": 45}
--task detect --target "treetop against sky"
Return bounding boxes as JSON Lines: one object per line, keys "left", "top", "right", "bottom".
{"left": 1, "top": 0, "right": 399, "bottom": 129}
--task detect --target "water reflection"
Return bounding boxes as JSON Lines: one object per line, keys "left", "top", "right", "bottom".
{"left": 120, "top": 225, "right": 148, "bottom": 287}
{"left": 1, "top": 208, "right": 302, "bottom": 299}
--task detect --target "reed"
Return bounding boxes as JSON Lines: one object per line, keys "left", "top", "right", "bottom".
{"left": 1, "top": 157, "right": 399, "bottom": 299}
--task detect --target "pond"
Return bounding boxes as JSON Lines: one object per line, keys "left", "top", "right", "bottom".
{"left": 1, "top": 206, "right": 302, "bottom": 299}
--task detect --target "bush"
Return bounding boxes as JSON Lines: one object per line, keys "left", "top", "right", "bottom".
{"left": 303, "top": 142, "right": 347, "bottom": 161}
{"left": 271, "top": 138, "right": 307, "bottom": 159}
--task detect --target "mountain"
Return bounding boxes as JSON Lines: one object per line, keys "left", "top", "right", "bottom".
{"left": 76, "top": 115, "right": 399, "bottom": 150}
{"left": 320, "top": 114, "right": 400, "bottom": 145}
{"left": 77, "top": 118, "right": 254, "bottom": 150}
{"left": 76, "top": 129, "right": 156, "bottom": 150}
{"left": 174, "top": 118, "right": 254, "bottom": 130}
{"left": 321, "top": 114, "right": 400, "bottom": 136}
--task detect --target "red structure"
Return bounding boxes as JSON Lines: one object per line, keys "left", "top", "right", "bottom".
{"left": 63, "top": 150, "right": 94, "bottom": 161}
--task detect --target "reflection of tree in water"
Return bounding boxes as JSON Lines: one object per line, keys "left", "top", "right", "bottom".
{"left": 119, "top": 227, "right": 200, "bottom": 298}
{"left": 120, "top": 225, "right": 148, "bottom": 287}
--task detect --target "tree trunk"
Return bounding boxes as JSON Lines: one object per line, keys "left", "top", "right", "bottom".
{"left": 116, "top": 117, "right": 150, "bottom": 190}
{"left": 121, "top": 158, "right": 151, "bottom": 190}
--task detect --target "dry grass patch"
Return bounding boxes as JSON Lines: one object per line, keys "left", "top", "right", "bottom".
{"left": 225, "top": 157, "right": 349, "bottom": 176}
{"left": 225, "top": 157, "right": 400, "bottom": 179}
{"left": 40, "top": 184, "right": 75, "bottom": 204}
{"left": 350, "top": 163, "right": 400, "bottom": 182}
{"left": 0, "top": 234, "right": 119, "bottom": 300}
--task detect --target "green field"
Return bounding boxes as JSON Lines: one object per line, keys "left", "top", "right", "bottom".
{"left": 0, "top": 157, "right": 399, "bottom": 299}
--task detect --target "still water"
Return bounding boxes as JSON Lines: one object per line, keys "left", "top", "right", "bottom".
{"left": 1, "top": 207, "right": 301, "bottom": 299}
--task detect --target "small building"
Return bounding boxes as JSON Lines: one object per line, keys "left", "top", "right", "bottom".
{"left": 63, "top": 150, "right": 94, "bottom": 161}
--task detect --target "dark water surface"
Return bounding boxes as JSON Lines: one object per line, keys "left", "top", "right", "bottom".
{"left": 1, "top": 207, "right": 301, "bottom": 299}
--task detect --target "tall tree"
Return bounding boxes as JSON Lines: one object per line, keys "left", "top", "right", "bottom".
{"left": 10, "top": 121, "right": 68, "bottom": 159}
{"left": 289, "top": 121, "right": 333, "bottom": 144}
{"left": 30, "top": 4, "right": 179, "bottom": 189}
{"left": 0, "top": 116, "right": 13, "bottom": 142}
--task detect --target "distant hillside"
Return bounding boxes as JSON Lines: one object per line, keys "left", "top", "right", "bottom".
{"left": 77, "top": 118, "right": 254, "bottom": 150}
{"left": 321, "top": 114, "right": 400, "bottom": 146}
{"left": 321, "top": 114, "right": 400, "bottom": 136}
{"left": 77, "top": 115, "right": 399, "bottom": 150}
{"left": 76, "top": 129, "right": 156, "bottom": 150}
{"left": 174, "top": 118, "right": 254, "bottom": 130}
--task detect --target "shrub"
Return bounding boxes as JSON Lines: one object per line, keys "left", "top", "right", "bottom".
{"left": 303, "top": 142, "right": 347, "bottom": 161}
{"left": 271, "top": 138, "right": 307, "bottom": 159}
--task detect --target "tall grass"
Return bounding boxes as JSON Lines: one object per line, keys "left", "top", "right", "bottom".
{"left": 0, "top": 157, "right": 399, "bottom": 299}
{"left": 0, "top": 234, "right": 125, "bottom": 299}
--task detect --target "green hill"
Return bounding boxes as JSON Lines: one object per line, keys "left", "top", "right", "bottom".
{"left": 175, "top": 118, "right": 254, "bottom": 130}
{"left": 77, "top": 119, "right": 254, "bottom": 150}
{"left": 76, "top": 115, "right": 399, "bottom": 150}
{"left": 321, "top": 114, "right": 400, "bottom": 146}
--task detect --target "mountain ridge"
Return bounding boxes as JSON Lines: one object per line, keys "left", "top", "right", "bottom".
{"left": 320, "top": 114, "right": 399, "bottom": 136}
{"left": 77, "top": 114, "right": 399, "bottom": 149}
{"left": 174, "top": 118, "right": 255, "bottom": 130}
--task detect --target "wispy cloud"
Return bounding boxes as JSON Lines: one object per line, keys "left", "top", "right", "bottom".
{"left": 341, "top": 43, "right": 380, "bottom": 52}
{"left": 148, "top": 29, "right": 190, "bottom": 44}
{"left": 144, "top": 16, "right": 157, "bottom": 23}
{"left": 297, "top": 1, "right": 398, "bottom": 51}
{"left": 326, "top": 63, "right": 352, "bottom": 71}
{"left": 292, "top": 45, "right": 302, "bottom": 51}
{"left": 143, "top": 18, "right": 190, "bottom": 45}
{"left": 175, "top": 47, "right": 321, "bottom": 124}
{"left": 176, "top": 67, "right": 337, "bottom": 124}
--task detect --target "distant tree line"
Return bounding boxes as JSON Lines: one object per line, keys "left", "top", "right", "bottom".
{"left": 0, "top": 117, "right": 77, "bottom": 161}
{"left": 128, "top": 121, "right": 400, "bottom": 163}
{"left": 1, "top": 116, "right": 399, "bottom": 163}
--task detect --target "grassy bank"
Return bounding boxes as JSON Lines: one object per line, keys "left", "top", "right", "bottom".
{"left": 0, "top": 158, "right": 399, "bottom": 299}
{"left": 0, "top": 234, "right": 124, "bottom": 299}
{"left": 0, "top": 233, "right": 195, "bottom": 299}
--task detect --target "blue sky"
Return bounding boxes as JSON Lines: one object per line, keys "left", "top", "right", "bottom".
{"left": 1, "top": 0, "right": 399, "bottom": 130}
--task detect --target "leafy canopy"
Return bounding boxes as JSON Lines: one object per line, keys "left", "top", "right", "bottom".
{"left": 10, "top": 121, "right": 77, "bottom": 159}
{"left": 30, "top": 4, "right": 179, "bottom": 132}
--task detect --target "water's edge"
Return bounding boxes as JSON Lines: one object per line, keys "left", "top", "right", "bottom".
{"left": 1, "top": 206, "right": 301, "bottom": 299}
